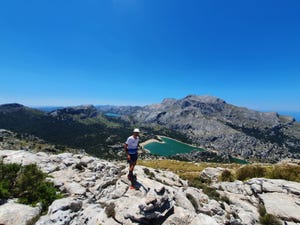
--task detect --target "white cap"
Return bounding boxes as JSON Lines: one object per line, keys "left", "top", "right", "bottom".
{"left": 133, "top": 128, "right": 140, "bottom": 133}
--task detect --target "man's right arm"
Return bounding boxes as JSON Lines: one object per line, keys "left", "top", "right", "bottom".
{"left": 124, "top": 143, "right": 130, "bottom": 160}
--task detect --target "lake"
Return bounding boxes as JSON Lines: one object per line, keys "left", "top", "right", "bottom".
{"left": 144, "top": 136, "right": 248, "bottom": 164}
{"left": 144, "top": 136, "right": 204, "bottom": 156}
{"left": 104, "top": 113, "right": 121, "bottom": 117}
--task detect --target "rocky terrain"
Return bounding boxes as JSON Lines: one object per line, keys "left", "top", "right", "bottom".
{"left": 131, "top": 95, "right": 300, "bottom": 162}
{"left": 0, "top": 150, "right": 299, "bottom": 225}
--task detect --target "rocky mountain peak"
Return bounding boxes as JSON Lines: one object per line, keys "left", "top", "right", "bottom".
{"left": 183, "top": 95, "right": 226, "bottom": 104}
{"left": 133, "top": 95, "right": 300, "bottom": 161}
{"left": 49, "top": 104, "right": 98, "bottom": 118}
{"left": 161, "top": 98, "right": 177, "bottom": 105}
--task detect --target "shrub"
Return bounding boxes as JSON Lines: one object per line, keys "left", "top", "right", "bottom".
{"left": 220, "top": 195, "right": 230, "bottom": 204}
{"left": 186, "top": 193, "right": 198, "bottom": 212}
{"left": 0, "top": 161, "right": 22, "bottom": 192}
{"left": 75, "top": 163, "right": 85, "bottom": 171}
{"left": 202, "top": 185, "right": 220, "bottom": 200}
{"left": 268, "top": 165, "right": 300, "bottom": 182}
{"left": 143, "top": 168, "right": 150, "bottom": 175}
{"left": 143, "top": 168, "right": 155, "bottom": 179}
{"left": 188, "top": 177, "right": 221, "bottom": 200}
{"left": 0, "top": 160, "right": 61, "bottom": 212}
{"left": 258, "top": 204, "right": 267, "bottom": 217}
{"left": 236, "top": 165, "right": 266, "bottom": 181}
{"left": 105, "top": 202, "right": 116, "bottom": 218}
{"left": 259, "top": 214, "right": 282, "bottom": 225}
{"left": 0, "top": 182, "right": 10, "bottom": 199}
{"left": 220, "top": 169, "right": 234, "bottom": 182}
{"left": 258, "top": 204, "right": 282, "bottom": 225}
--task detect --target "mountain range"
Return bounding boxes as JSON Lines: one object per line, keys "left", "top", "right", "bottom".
{"left": 0, "top": 95, "right": 299, "bottom": 162}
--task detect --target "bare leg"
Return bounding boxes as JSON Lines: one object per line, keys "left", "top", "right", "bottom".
{"left": 128, "top": 161, "right": 136, "bottom": 182}
{"left": 129, "top": 161, "right": 136, "bottom": 173}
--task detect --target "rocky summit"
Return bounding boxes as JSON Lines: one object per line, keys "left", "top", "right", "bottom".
{"left": 0, "top": 150, "right": 300, "bottom": 225}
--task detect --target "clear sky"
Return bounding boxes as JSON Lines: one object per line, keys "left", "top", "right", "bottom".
{"left": 0, "top": 0, "right": 299, "bottom": 111}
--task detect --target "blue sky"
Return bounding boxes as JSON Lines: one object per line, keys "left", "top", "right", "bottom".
{"left": 0, "top": 0, "right": 299, "bottom": 111}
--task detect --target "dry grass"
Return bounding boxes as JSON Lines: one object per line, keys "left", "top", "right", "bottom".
{"left": 236, "top": 164, "right": 300, "bottom": 182}
{"left": 139, "top": 159, "right": 240, "bottom": 180}
{"left": 139, "top": 159, "right": 300, "bottom": 183}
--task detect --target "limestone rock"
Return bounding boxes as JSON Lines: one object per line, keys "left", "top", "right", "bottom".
{"left": 200, "top": 167, "right": 225, "bottom": 182}
{"left": 1, "top": 150, "right": 300, "bottom": 225}
{"left": 259, "top": 192, "right": 300, "bottom": 222}
{"left": 0, "top": 201, "right": 41, "bottom": 225}
{"left": 65, "top": 182, "right": 86, "bottom": 195}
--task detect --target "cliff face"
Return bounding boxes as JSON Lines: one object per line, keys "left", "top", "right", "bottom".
{"left": 0, "top": 150, "right": 300, "bottom": 225}
{"left": 132, "top": 95, "right": 300, "bottom": 161}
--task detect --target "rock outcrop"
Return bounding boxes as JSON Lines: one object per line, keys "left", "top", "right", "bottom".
{"left": 0, "top": 200, "right": 41, "bottom": 225}
{"left": 0, "top": 150, "right": 300, "bottom": 225}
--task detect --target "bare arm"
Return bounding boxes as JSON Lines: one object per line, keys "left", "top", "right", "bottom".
{"left": 124, "top": 143, "right": 130, "bottom": 159}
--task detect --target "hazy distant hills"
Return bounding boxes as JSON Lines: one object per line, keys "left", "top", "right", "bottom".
{"left": 0, "top": 95, "right": 300, "bottom": 162}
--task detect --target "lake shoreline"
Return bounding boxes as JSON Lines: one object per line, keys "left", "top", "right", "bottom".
{"left": 140, "top": 137, "right": 163, "bottom": 148}
{"left": 158, "top": 135, "right": 202, "bottom": 149}
{"left": 141, "top": 135, "right": 204, "bottom": 156}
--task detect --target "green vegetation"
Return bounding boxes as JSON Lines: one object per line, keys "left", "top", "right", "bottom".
{"left": 139, "top": 159, "right": 240, "bottom": 181}
{"left": 186, "top": 193, "right": 199, "bottom": 212}
{"left": 220, "top": 169, "right": 234, "bottom": 182}
{"left": 258, "top": 204, "right": 267, "bottom": 217}
{"left": 143, "top": 168, "right": 155, "bottom": 179}
{"left": 236, "top": 164, "right": 300, "bottom": 182}
{"left": 236, "top": 165, "right": 267, "bottom": 181}
{"left": 268, "top": 164, "right": 300, "bottom": 181}
{"left": 104, "top": 202, "right": 116, "bottom": 218}
{"left": 0, "top": 160, "right": 62, "bottom": 212}
{"left": 0, "top": 106, "right": 190, "bottom": 160}
{"left": 188, "top": 177, "right": 230, "bottom": 204}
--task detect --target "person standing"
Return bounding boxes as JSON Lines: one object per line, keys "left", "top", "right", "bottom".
{"left": 124, "top": 128, "right": 140, "bottom": 183}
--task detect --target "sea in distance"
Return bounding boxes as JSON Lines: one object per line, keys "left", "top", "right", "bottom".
{"left": 279, "top": 111, "right": 300, "bottom": 122}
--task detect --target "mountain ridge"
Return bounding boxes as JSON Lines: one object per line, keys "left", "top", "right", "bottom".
{"left": 1, "top": 95, "right": 300, "bottom": 162}
{"left": 130, "top": 95, "right": 300, "bottom": 161}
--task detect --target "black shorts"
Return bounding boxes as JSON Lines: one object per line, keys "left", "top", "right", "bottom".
{"left": 128, "top": 153, "right": 138, "bottom": 163}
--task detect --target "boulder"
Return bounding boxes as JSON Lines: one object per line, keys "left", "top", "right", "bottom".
{"left": 80, "top": 156, "right": 95, "bottom": 167}
{"left": 37, "top": 210, "right": 75, "bottom": 225}
{"left": 48, "top": 197, "right": 82, "bottom": 214}
{"left": 259, "top": 192, "right": 300, "bottom": 222}
{"left": 200, "top": 167, "right": 225, "bottom": 182}
{"left": 0, "top": 150, "right": 42, "bottom": 165}
{"left": 70, "top": 204, "right": 108, "bottom": 225}
{"left": 191, "top": 213, "right": 220, "bottom": 225}
{"left": 0, "top": 201, "right": 41, "bottom": 225}
{"left": 2, "top": 150, "right": 300, "bottom": 225}
{"left": 65, "top": 182, "right": 86, "bottom": 195}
